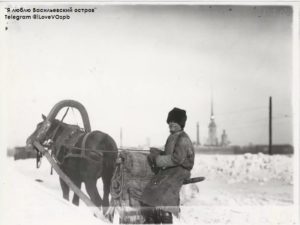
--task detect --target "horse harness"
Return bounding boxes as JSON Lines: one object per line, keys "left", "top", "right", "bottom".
{"left": 52, "top": 129, "right": 103, "bottom": 165}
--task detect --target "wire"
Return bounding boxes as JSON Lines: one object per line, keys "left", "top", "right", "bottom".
{"left": 215, "top": 106, "right": 268, "bottom": 117}
{"left": 218, "top": 116, "right": 292, "bottom": 131}
{"left": 71, "top": 107, "right": 79, "bottom": 127}
{"left": 273, "top": 114, "right": 292, "bottom": 119}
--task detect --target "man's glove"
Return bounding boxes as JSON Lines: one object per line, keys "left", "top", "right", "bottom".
{"left": 147, "top": 155, "right": 160, "bottom": 174}
{"left": 147, "top": 148, "right": 163, "bottom": 174}
{"left": 148, "top": 148, "right": 163, "bottom": 163}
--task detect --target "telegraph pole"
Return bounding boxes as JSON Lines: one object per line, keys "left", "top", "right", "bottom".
{"left": 269, "top": 97, "right": 272, "bottom": 155}
{"left": 196, "top": 122, "right": 200, "bottom": 146}
{"left": 120, "top": 127, "right": 123, "bottom": 148}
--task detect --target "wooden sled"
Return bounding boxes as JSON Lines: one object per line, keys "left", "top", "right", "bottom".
{"left": 108, "top": 150, "right": 205, "bottom": 224}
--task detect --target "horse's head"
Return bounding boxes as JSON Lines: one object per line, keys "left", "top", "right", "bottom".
{"left": 26, "top": 114, "right": 56, "bottom": 149}
{"left": 26, "top": 100, "right": 91, "bottom": 150}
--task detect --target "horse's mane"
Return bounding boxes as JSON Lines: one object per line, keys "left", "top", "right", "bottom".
{"left": 52, "top": 119, "right": 83, "bottom": 132}
{"left": 49, "top": 120, "right": 84, "bottom": 147}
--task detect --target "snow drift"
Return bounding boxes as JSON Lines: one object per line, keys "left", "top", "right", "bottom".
{"left": 0, "top": 153, "right": 296, "bottom": 225}
{"left": 192, "top": 153, "right": 293, "bottom": 184}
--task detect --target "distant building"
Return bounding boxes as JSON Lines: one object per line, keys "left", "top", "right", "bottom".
{"left": 13, "top": 146, "right": 36, "bottom": 160}
{"left": 201, "top": 93, "right": 231, "bottom": 147}
{"left": 220, "top": 129, "right": 230, "bottom": 146}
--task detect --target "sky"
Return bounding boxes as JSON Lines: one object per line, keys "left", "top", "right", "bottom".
{"left": 0, "top": 4, "right": 295, "bottom": 148}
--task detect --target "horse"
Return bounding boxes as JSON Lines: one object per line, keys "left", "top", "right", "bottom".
{"left": 26, "top": 113, "right": 118, "bottom": 214}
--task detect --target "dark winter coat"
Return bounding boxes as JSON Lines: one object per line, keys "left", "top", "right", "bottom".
{"left": 141, "top": 131, "right": 195, "bottom": 216}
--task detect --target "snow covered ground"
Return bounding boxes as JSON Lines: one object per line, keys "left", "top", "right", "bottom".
{"left": 0, "top": 153, "right": 297, "bottom": 225}
{"left": 180, "top": 153, "right": 296, "bottom": 225}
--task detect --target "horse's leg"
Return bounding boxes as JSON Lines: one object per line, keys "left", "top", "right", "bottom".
{"left": 102, "top": 171, "right": 113, "bottom": 214}
{"left": 59, "top": 177, "right": 70, "bottom": 201}
{"left": 72, "top": 178, "right": 82, "bottom": 206}
{"left": 85, "top": 179, "right": 103, "bottom": 208}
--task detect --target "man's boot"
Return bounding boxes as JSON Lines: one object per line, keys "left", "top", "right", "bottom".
{"left": 142, "top": 206, "right": 157, "bottom": 224}
{"left": 160, "top": 210, "right": 173, "bottom": 224}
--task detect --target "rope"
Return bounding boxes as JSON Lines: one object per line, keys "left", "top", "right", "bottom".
{"left": 110, "top": 162, "right": 124, "bottom": 200}
{"left": 61, "top": 107, "right": 70, "bottom": 121}
{"left": 62, "top": 145, "right": 148, "bottom": 153}
{"left": 111, "top": 161, "right": 148, "bottom": 224}
{"left": 109, "top": 152, "right": 151, "bottom": 223}
{"left": 71, "top": 107, "right": 80, "bottom": 127}
{"left": 63, "top": 145, "right": 116, "bottom": 153}
{"left": 108, "top": 161, "right": 126, "bottom": 222}
{"left": 49, "top": 107, "right": 70, "bottom": 173}
{"left": 80, "top": 132, "right": 91, "bottom": 158}
{"left": 50, "top": 107, "right": 70, "bottom": 141}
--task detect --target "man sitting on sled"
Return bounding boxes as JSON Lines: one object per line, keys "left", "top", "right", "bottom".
{"left": 141, "top": 107, "right": 195, "bottom": 224}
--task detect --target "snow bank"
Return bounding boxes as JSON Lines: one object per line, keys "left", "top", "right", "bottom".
{"left": 0, "top": 159, "right": 109, "bottom": 225}
{"left": 192, "top": 153, "right": 293, "bottom": 185}
{"left": 178, "top": 154, "right": 295, "bottom": 225}
{"left": 0, "top": 153, "right": 295, "bottom": 225}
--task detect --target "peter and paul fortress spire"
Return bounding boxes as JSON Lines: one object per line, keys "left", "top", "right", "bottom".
{"left": 206, "top": 91, "right": 218, "bottom": 146}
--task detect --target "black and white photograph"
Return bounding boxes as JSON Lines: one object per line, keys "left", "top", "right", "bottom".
{"left": 0, "top": 2, "right": 299, "bottom": 225}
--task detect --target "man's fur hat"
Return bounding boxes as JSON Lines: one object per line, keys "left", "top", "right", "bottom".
{"left": 167, "top": 107, "right": 187, "bottom": 129}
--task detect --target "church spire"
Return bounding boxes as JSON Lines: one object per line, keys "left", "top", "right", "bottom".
{"left": 210, "top": 86, "right": 214, "bottom": 120}
{"left": 206, "top": 86, "right": 218, "bottom": 146}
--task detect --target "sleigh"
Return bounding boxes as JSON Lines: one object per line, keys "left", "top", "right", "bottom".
{"left": 108, "top": 150, "right": 205, "bottom": 224}
{"left": 29, "top": 99, "right": 204, "bottom": 224}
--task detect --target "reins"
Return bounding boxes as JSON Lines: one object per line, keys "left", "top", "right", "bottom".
{"left": 49, "top": 107, "right": 69, "bottom": 174}
{"left": 38, "top": 105, "right": 149, "bottom": 173}
{"left": 50, "top": 107, "right": 70, "bottom": 141}
{"left": 62, "top": 145, "right": 149, "bottom": 153}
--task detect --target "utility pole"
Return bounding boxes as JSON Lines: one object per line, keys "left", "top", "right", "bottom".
{"left": 120, "top": 127, "right": 123, "bottom": 148}
{"left": 269, "top": 97, "right": 272, "bottom": 155}
{"left": 196, "top": 122, "right": 200, "bottom": 146}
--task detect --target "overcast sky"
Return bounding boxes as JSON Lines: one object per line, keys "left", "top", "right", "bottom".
{"left": 1, "top": 4, "right": 295, "bottom": 148}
